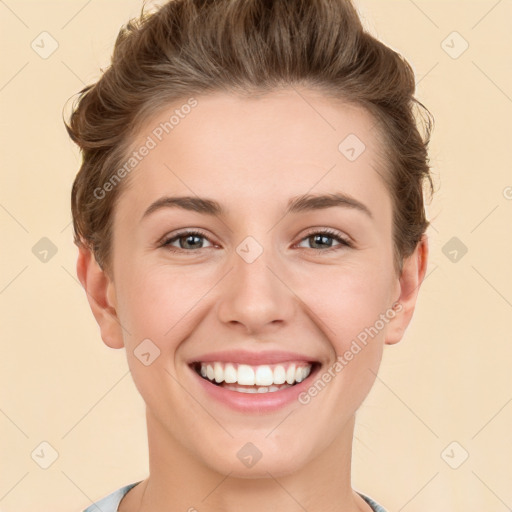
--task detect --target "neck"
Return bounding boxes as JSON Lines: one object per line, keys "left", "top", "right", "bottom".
{"left": 121, "top": 409, "right": 371, "bottom": 512}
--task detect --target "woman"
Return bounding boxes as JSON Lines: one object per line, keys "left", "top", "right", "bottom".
{"left": 66, "top": 0, "right": 433, "bottom": 510}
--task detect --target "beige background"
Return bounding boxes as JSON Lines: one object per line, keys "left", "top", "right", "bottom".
{"left": 1, "top": 1, "right": 511, "bottom": 510}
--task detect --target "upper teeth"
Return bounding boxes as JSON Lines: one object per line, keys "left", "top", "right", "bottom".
{"left": 198, "top": 362, "right": 312, "bottom": 386}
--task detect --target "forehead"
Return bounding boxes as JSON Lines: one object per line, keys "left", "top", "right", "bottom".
{"left": 118, "top": 88, "right": 391, "bottom": 222}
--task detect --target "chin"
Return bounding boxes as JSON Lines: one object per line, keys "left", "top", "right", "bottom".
{"left": 197, "top": 440, "right": 313, "bottom": 479}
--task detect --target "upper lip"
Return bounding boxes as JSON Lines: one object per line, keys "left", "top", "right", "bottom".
{"left": 188, "top": 350, "right": 319, "bottom": 366}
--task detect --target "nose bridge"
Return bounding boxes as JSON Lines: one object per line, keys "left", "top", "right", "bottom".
{"left": 216, "top": 234, "right": 294, "bottom": 332}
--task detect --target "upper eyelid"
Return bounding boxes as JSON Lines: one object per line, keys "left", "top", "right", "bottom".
{"left": 297, "top": 229, "right": 353, "bottom": 248}
{"left": 161, "top": 229, "right": 215, "bottom": 246}
{"left": 301, "top": 227, "right": 350, "bottom": 240}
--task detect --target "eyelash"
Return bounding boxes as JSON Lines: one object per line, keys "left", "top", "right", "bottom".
{"left": 160, "top": 228, "right": 353, "bottom": 254}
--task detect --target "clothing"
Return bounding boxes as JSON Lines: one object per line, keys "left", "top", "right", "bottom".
{"left": 82, "top": 481, "right": 388, "bottom": 512}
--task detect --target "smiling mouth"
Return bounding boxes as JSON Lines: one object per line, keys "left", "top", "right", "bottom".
{"left": 190, "top": 361, "right": 320, "bottom": 394}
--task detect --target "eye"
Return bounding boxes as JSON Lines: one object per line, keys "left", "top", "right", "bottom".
{"left": 159, "top": 227, "right": 353, "bottom": 254}
{"left": 160, "top": 229, "right": 215, "bottom": 253}
{"left": 296, "top": 228, "right": 353, "bottom": 252}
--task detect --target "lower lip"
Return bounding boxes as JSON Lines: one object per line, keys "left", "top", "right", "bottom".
{"left": 188, "top": 364, "right": 320, "bottom": 413}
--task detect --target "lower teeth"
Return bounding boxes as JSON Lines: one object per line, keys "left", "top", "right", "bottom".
{"left": 219, "top": 382, "right": 293, "bottom": 393}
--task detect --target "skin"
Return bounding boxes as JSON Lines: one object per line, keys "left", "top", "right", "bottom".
{"left": 77, "top": 87, "right": 428, "bottom": 512}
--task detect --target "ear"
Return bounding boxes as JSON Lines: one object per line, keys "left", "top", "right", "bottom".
{"left": 76, "top": 243, "right": 125, "bottom": 349}
{"left": 385, "top": 234, "right": 429, "bottom": 345}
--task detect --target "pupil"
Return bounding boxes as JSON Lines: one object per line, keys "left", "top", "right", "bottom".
{"left": 312, "top": 234, "right": 331, "bottom": 248}
{"left": 183, "top": 235, "right": 202, "bottom": 249}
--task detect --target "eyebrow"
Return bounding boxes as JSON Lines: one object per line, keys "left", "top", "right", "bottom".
{"left": 141, "top": 192, "right": 373, "bottom": 221}
{"left": 286, "top": 192, "right": 373, "bottom": 219}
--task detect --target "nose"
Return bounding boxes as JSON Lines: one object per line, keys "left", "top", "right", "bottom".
{"left": 216, "top": 243, "right": 296, "bottom": 335}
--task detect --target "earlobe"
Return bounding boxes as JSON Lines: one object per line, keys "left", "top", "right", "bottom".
{"left": 385, "top": 234, "right": 429, "bottom": 345}
{"left": 76, "top": 244, "right": 125, "bottom": 349}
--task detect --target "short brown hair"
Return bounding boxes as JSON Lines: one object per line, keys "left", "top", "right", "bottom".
{"left": 65, "top": 0, "right": 434, "bottom": 278}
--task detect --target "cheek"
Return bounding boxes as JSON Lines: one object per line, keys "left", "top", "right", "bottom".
{"left": 296, "top": 266, "right": 392, "bottom": 411}
{"left": 114, "top": 264, "right": 210, "bottom": 411}
{"left": 297, "top": 260, "right": 394, "bottom": 347}
{"left": 116, "top": 263, "right": 214, "bottom": 340}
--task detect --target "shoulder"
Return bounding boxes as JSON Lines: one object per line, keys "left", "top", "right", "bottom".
{"left": 82, "top": 482, "right": 142, "bottom": 512}
{"left": 356, "top": 491, "right": 389, "bottom": 512}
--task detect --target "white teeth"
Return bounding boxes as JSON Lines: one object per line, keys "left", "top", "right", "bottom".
{"left": 273, "top": 365, "right": 286, "bottom": 384}
{"left": 224, "top": 363, "right": 237, "bottom": 383}
{"left": 237, "top": 364, "right": 255, "bottom": 385}
{"left": 301, "top": 365, "right": 311, "bottom": 381}
{"left": 214, "top": 362, "right": 224, "bottom": 383}
{"left": 296, "top": 366, "right": 311, "bottom": 382}
{"left": 255, "top": 366, "right": 274, "bottom": 386}
{"left": 197, "top": 361, "right": 313, "bottom": 388}
{"left": 221, "top": 382, "right": 293, "bottom": 393}
{"left": 286, "top": 364, "right": 296, "bottom": 384}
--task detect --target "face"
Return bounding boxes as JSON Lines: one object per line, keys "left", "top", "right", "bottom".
{"left": 83, "top": 88, "right": 423, "bottom": 478}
